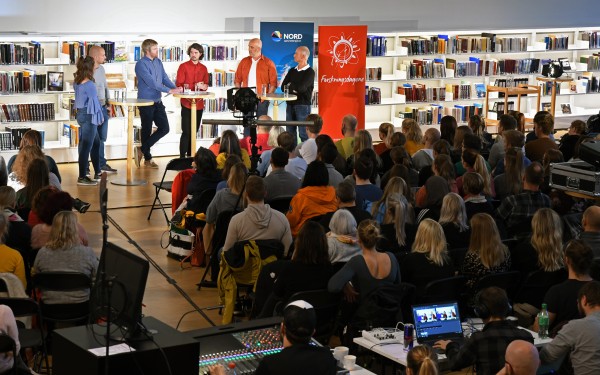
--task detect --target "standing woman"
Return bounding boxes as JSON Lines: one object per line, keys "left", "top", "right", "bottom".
{"left": 73, "top": 56, "right": 103, "bottom": 185}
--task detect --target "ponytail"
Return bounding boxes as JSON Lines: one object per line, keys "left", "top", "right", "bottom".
{"left": 473, "top": 154, "right": 492, "bottom": 196}
{"left": 419, "top": 357, "right": 439, "bottom": 375}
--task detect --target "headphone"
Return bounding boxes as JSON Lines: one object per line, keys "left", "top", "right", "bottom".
{"left": 473, "top": 289, "right": 512, "bottom": 320}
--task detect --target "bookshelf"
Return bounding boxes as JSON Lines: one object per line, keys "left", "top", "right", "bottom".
{"left": 1, "top": 27, "right": 600, "bottom": 162}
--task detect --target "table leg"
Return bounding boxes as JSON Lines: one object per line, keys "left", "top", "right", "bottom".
{"left": 272, "top": 100, "right": 279, "bottom": 120}
{"left": 190, "top": 99, "right": 197, "bottom": 156}
{"left": 550, "top": 81, "right": 557, "bottom": 117}
{"left": 111, "top": 105, "right": 146, "bottom": 186}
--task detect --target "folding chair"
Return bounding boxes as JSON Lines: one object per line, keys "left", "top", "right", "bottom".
{"left": 147, "top": 157, "right": 194, "bottom": 224}
{"left": 0, "top": 298, "right": 50, "bottom": 374}
{"left": 32, "top": 272, "right": 92, "bottom": 326}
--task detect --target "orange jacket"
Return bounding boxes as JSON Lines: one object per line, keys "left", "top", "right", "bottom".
{"left": 286, "top": 186, "right": 338, "bottom": 236}
{"left": 234, "top": 55, "right": 277, "bottom": 92}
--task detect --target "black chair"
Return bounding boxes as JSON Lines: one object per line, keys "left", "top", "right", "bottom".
{"left": 590, "top": 257, "right": 600, "bottom": 282}
{"left": 448, "top": 247, "right": 469, "bottom": 271}
{"left": 0, "top": 333, "right": 17, "bottom": 375}
{"left": 0, "top": 297, "right": 49, "bottom": 374}
{"left": 277, "top": 289, "right": 342, "bottom": 345}
{"left": 147, "top": 157, "right": 194, "bottom": 224}
{"left": 186, "top": 188, "right": 216, "bottom": 214}
{"left": 266, "top": 196, "right": 293, "bottom": 214}
{"left": 513, "top": 268, "right": 567, "bottom": 307}
{"left": 0, "top": 278, "right": 7, "bottom": 293}
{"left": 474, "top": 271, "right": 522, "bottom": 299}
{"left": 420, "top": 275, "right": 467, "bottom": 304}
{"left": 32, "top": 272, "right": 92, "bottom": 326}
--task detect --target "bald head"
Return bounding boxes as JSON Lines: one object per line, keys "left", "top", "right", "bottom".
{"left": 248, "top": 38, "right": 262, "bottom": 59}
{"left": 504, "top": 340, "right": 539, "bottom": 375}
{"left": 583, "top": 206, "right": 600, "bottom": 232}
{"left": 88, "top": 45, "right": 106, "bottom": 66}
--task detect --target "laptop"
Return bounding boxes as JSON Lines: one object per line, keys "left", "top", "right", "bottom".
{"left": 412, "top": 301, "right": 464, "bottom": 346}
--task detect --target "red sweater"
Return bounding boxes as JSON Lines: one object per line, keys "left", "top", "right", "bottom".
{"left": 175, "top": 60, "right": 210, "bottom": 110}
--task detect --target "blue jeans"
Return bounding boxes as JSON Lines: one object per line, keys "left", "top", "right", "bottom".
{"left": 244, "top": 100, "right": 270, "bottom": 137}
{"left": 77, "top": 110, "right": 100, "bottom": 178}
{"left": 97, "top": 106, "right": 109, "bottom": 167}
{"left": 138, "top": 101, "right": 170, "bottom": 160}
{"left": 286, "top": 104, "right": 311, "bottom": 144}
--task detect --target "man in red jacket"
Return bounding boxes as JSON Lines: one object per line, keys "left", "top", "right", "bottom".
{"left": 176, "top": 43, "right": 209, "bottom": 158}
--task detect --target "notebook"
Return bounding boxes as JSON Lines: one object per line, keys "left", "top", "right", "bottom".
{"left": 412, "top": 302, "right": 464, "bottom": 345}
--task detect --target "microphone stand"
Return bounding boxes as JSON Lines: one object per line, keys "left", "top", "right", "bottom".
{"left": 98, "top": 172, "right": 112, "bottom": 375}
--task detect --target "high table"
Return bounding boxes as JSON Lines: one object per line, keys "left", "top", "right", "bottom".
{"left": 173, "top": 91, "right": 215, "bottom": 154}
{"left": 108, "top": 98, "right": 153, "bottom": 186}
{"left": 259, "top": 93, "right": 297, "bottom": 120}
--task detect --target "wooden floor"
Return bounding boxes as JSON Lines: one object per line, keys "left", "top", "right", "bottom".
{"left": 60, "top": 157, "right": 222, "bottom": 332}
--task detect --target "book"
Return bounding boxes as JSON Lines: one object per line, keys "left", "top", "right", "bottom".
{"left": 561, "top": 103, "right": 572, "bottom": 114}
{"left": 47, "top": 71, "right": 63, "bottom": 91}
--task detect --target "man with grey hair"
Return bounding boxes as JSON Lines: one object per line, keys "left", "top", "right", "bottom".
{"left": 282, "top": 46, "right": 315, "bottom": 144}
{"left": 412, "top": 127, "right": 440, "bottom": 171}
{"left": 235, "top": 38, "right": 277, "bottom": 136}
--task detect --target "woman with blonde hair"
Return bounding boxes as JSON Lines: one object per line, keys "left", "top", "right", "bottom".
{"left": 462, "top": 213, "right": 511, "bottom": 289}
{"left": 346, "top": 130, "right": 381, "bottom": 175}
{"left": 402, "top": 119, "right": 424, "bottom": 156}
{"left": 7, "top": 129, "right": 61, "bottom": 182}
{"left": 457, "top": 148, "right": 495, "bottom": 198}
{"left": 374, "top": 122, "right": 395, "bottom": 155}
{"left": 401, "top": 219, "right": 454, "bottom": 293}
{"left": 406, "top": 344, "right": 440, "bottom": 375}
{"left": 33, "top": 211, "right": 98, "bottom": 315}
{"left": 438, "top": 193, "right": 471, "bottom": 249}
{"left": 371, "top": 176, "right": 413, "bottom": 224}
{"left": 512, "top": 208, "right": 563, "bottom": 277}
{"left": 10, "top": 145, "right": 60, "bottom": 191}
{"left": 378, "top": 193, "right": 416, "bottom": 254}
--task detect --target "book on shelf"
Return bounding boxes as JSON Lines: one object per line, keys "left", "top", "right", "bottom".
{"left": 4, "top": 125, "right": 31, "bottom": 149}
{"left": 0, "top": 42, "right": 44, "bottom": 65}
{"left": 61, "top": 41, "right": 85, "bottom": 64}
{"left": 311, "top": 91, "right": 319, "bottom": 107}
{"left": 47, "top": 71, "right": 63, "bottom": 91}
{"left": 366, "top": 35, "right": 387, "bottom": 57}
{"left": 580, "top": 54, "right": 600, "bottom": 71}
{"left": 367, "top": 87, "right": 381, "bottom": 105}
{"left": 208, "top": 69, "right": 235, "bottom": 87}
{"left": 0, "top": 70, "right": 47, "bottom": 94}
{"left": 204, "top": 98, "right": 228, "bottom": 113}
{"left": 202, "top": 45, "right": 238, "bottom": 61}
{"left": 61, "top": 123, "right": 80, "bottom": 147}
{"left": 0, "top": 132, "right": 12, "bottom": 151}
{"left": 475, "top": 83, "right": 486, "bottom": 98}
{"left": 366, "top": 67, "right": 382, "bottom": 80}
{"left": 0, "top": 103, "right": 55, "bottom": 122}
{"left": 114, "top": 42, "right": 127, "bottom": 62}
{"left": 561, "top": 103, "right": 572, "bottom": 114}
{"left": 543, "top": 35, "right": 569, "bottom": 51}
{"left": 581, "top": 31, "right": 600, "bottom": 49}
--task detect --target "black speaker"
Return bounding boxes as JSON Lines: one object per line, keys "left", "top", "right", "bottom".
{"left": 579, "top": 140, "right": 600, "bottom": 170}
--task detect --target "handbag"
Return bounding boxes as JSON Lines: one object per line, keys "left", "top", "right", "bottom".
{"left": 161, "top": 222, "right": 195, "bottom": 261}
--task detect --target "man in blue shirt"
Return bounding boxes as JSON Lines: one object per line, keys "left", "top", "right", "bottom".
{"left": 135, "top": 39, "right": 182, "bottom": 168}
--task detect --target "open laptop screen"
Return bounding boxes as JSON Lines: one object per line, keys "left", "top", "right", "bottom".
{"left": 412, "top": 302, "right": 463, "bottom": 341}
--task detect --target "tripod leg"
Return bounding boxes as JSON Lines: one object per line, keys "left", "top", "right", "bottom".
{"left": 197, "top": 251, "right": 216, "bottom": 290}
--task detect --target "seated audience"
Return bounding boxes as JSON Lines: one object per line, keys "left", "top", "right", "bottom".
{"left": 380, "top": 132, "right": 407, "bottom": 174}
{"left": 286, "top": 160, "right": 337, "bottom": 236}
{"left": 7, "top": 129, "right": 61, "bottom": 182}
{"left": 494, "top": 147, "right": 524, "bottom": 200}
{"left": 346, "top": 130, "right": 382, "bottom": 178}
{"left": 496, "top": 162, "right": 550, "bottom": 236}
{"left": 488, "top": 114, "right": 518, "bottom": 170}
{"left": 533, "top": 239, "right": 593, "bottom": 333}
{"left": 559, "top": 119, "right": 586, "bottom": 161}
{"left": 456, "top": 133, "right": 493, "bottom": 177}
{"left": 187, "top": 147, "right": 221, "bottom": 197}
{"left": 320, "top": 143, "right": 344, "bottom": 188}
{"left": 512, "top": 208, "right": 563, "bottom": 277}
{"left": 315, "top": 134, "right": 346, "bottom": 176}
{"left": 15, "top": 157, "right": 54, "bottom": 220}
{"left": 540, "top": 281, "right": 600, "bottom": 375}
{"left": 463, "top": 172, "right": 495, "bottom": 220}
{"left": 451, "top": 126, "right": 473, "bottom": 167}
{"left": 0, "top": 186, "right": 32, "bottom": 271}
{"left": 434, "top": 287, "right": 534, "bottom": 375}
{"left": 418, "top": 139, "right": 452, "bottom": 186}
{"left": 0, "top": 213, "right": 27, "bottom": 289}
{"left": 326, "top": 210, "right": 361, "bottom": 264}
{"left": 380, "top": 146, "right": 417, "bottom": 189}
{"left": 255, "top": 125, "right": 284, "bottom": 176}
{"left": 416, "top": 175, "right": 450, "bottom": 223}
{"left": 525, "top": 111, "right": 558, "bottom": 163}
{"left": 264, "top": 147, "right": 301, "bottom": 201}
{"left": 335, "top": 114, "right": 358, "bottom": 160}
{"left": 469, "top": 114, "right": 492, "bottom": 152}
{"left": 371, "top": 176, "right": 414, "bottom": 224}
{"left": 374, "top": 122, "right": 394, "bottom": 156}
{"left": 377, "top": 193, "right": 416, "bottom": 254}
{"left": 319, "top": 181, "right": 372, "bottom": 232}
{"left": 416, "top": 154, "right": 457, "bottom": 208}
{"left": 402, "top": 119, "right": 424, "bottom": 156}
{"left": 272, "top": 131, "right": 306, "bottom": 180}
{"left": 406, "top": 345, "right": 440, "bottom": 375}
{"left": 439, "top": 193, "right": 471, "bottom": 249}
{"left": 32, "top": 211, "right": 98, "bottom": 316}
{"left": 497, "top": 340, "right": 540, "bottom": 375}
{"left": 402, "top": 219, "right": 454, "bottom": 294}
{"left": 298, "top": 114, "right": 323, "bottom": 164}
{"left": 239, "top": 117, "right": 273, "bottom": 155}
{"left": 0, "top": 305, "right": 35, "bottom": 374}
{"left": 580, "top": 206, "right": 600, "bottom": 255}
{"left": 216, "top": 154, "right": 242, "bottom": 191}
{"left": 457, "top": 148, "right": 495, "bottom": 198}
{"left": 222, "top": 176, "right": 292, "bottom": 257}
{"left": 493, "top": 130, "right": 531, "bottom": 177}
{"left": 462, "top": 213, "right": 511, "bottom": 290}
{"left": 412, "top": 128, "right": 440, "bottom": 171}
{"left": 353, "top": 155, "right": 383, "bottom": 211}
{"left": 328, "top": 220, "right": 401, "bottom": 303}
{"left": 440, "top": 115, "right": 458, "bottom": 146}
{"left": 215, "top": 129, "right": 251, "bottom": 169}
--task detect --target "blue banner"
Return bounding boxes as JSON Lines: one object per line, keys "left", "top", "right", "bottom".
{"left": 260, "top": 22, "right": 314, "bottom": 92}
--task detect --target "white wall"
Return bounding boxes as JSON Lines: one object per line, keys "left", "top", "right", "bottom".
{"left": 0, "top": 0, "right": 595, "bottom": 34}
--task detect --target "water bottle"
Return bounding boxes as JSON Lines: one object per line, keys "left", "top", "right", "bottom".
{"left": 226, "top": 362, "right": 237, "bottom": 375}
{"left": 538, "top": 303, "right": 549, "bottom": 339}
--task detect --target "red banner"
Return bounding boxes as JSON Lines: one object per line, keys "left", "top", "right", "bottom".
{"left": 318, "top": 25, "right": 367, "bottom": 139}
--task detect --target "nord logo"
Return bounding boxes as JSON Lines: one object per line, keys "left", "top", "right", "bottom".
{"left": 284, "top": 34, "right": 303, "bottom": 40}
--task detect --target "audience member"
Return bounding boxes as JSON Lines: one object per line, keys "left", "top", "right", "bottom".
{"left": 346, "top": 130, "right": 381, "bottom": 177}
{"left": 440, "top": 115, "right": 458, "bottom": 146}
{"left": 434, "top": 287, "right": 533, "bottom": 375}
{"left": 0, "top": 186, "right": 32, "bottom": 272}
{"left": 216, "top": 154, "right": 242, "bottom": 191}
{"left": 298, "top": 114, "right": 323, "bottom": 164}
{"left": 335, "top": 114, "right": 358, "bottom": 159}
{"left": 533, "top": 239, "right": 593, "bottom": 332}
{"left": 0, "top": 213, "right": 27, "bottom": 289}
{"left": 315, "top": 134, "right": 347, "bottom": 176}
{"left": 15, "top": 157, "right": 54, "bottom": 220}
{"left": 255, "top": 125, "right": 284, "bottom": 176}
{"left": 525, "top": 111, "right": 558, "bottom": 162}
{"left": 374, "top": 122, "right": 395, "bottom": 156}
{"left": 469, "top": 115, "right": 492, "bottom": 152}
{"left": 462, "top": 213, "right": 511, "bottom": 290}
{"left": 488, "top": 114, "right": 518, "bottom": 169}
{"left": 264, "top": 147, "right": 301, "bottom": 201}
{"left": 371, "top": 176, "right": 413, "bottom": 224}
{"left": 320, "top": 143, "right": 344, "bottom": 188}
{"left": 540, "top": 281, "right": 600, "bottom": 375}
{"left": 416, "top": 154, "right": 457, "bottom": 208}
{"left": 416, "top": 175, "right": 450, "bottom": 223}
{"left": 222, "top": 176, "right": 292, "bottom": 257}
{"left": 7, "top": 129, "right": 61, "bottom": 182}
{"left": 319, "top": 181, "right": 372, "bottom": 232}
{"left": 412, "top": 128, "right": 440, "bottom": 171}
{"left": 406, "top": 345, "right": 440, "bottom": 375}
{"left": 326, "top": 210, "right": 360, "bottom": 263}
{"left": 216, "top": 130, "right": 251, "bottom": 169}
{"left": 463, "top": 173, "right": 495, "bottom": 220}
{"left": 496, "top": 340, "right": 539, "bottom": 375}
{"left": 286, "top": 160, "right": 337, "bottom": 236}
{"left": 494, "top": 147, "right": 524, "bottom": 200}
{"left": 402, "top": 219, "right": 454, "bottom": 294}
{"left": 274, "top": 131, "right": 307, "bottom": 180}
{"left": 439, "top": 193, "right": 471, "bottom": 249}
{"left": 452, "top": 126, "right": 473, "bottom": 166}
{"left": 378, "top": 193, "right": 415, "bottom": 254}
{"left": 559, "top": 119, "right": 586, "bottom": 161}
{"left": 380, "top": 132, "right": 407, "bottom": 173}
{"left": 580, "top": 206, "right": 600, "bottom": 255}
{"left": 353, "top": 155, "right": 383, "bottom": 211}
{"left": 493, "top": 130, "right": 531, "bottom": 176}
{"left": 457, "top": 148, "right": 495, "bottom": 198}
{"left": 418, "top": 139, "right": 452, "bottom": 186}
{"left": 381, "top": 146, "right": 417, "bottom": 189}
{"left": 239, "top": 119, "right": 273, "bottom": 155}
{"left": 187, "top": 147, "right": 221, "bottom": 197}
{"left": 496, "top": 162, "right": 550, "bottom": 235}
{"left": 10, "top": 145, "right": 60, "bottom": 193}
{"left": 402, "top": 119, "right": 424, "bottom": 156}
{"left": 0, "top": 305, "right": 35, "bottom": 374}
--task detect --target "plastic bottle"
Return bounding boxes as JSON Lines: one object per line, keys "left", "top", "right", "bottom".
{"left": 226, "top": 362, "right": 237, "bottom": 375}
{"left": 538, "top": 303, "right": 549, "bottom": 339}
